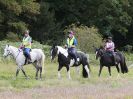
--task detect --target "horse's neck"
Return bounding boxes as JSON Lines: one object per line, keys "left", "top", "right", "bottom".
{"left": 57, "top": 46, "right": 68, "bottom": 57}
{"left": 10, "top": 46, "right": 19, "bottom": 58}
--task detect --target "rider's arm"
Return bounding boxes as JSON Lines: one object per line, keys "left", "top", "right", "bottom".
{"left": 105, "top": 42, "right": 115, "bottom": 50}
{"left": 74, "top": 38, "right": 78, "bottom": 46}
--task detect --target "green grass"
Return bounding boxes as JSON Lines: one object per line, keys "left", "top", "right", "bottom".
{"left": 0, "top": 53, "right": 133, "bottom": 90}
{"left": 0, "top": 54, "right": 133, "bottom": 99}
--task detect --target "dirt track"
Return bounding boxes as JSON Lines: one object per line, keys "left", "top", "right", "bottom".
{"left": 0, "top": 82, "right": 133, "bottom": 99}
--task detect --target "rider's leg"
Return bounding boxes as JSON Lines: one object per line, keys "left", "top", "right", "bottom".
{"left": 25, "top": 48, "right": 31, "bottom": 62}
{"left": 23, "top": 48, "right": 28, "bottom": 64}
{"left": 71, "top": 48, "right": 78, "bottom": 64}
{"left": 68, "top": 48, "right": 77, "bottom": 63}
{"left": 111, "top": 51, "right": 116, "bottom": 64}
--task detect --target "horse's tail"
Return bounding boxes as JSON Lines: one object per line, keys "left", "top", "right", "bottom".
{"left": 82, "top": 54, "right": 90, "bottom": 78}
{"left": 41, "top": 50, "right": 45, "bottom": 74}
{"left": 119, "top": 53, "right": 128, "bottom": 73}
{"left": 123, "top": 58, "right": 128, "bottom": 73}
{"left": 86, "top": 53, "right": 91, "bottom": 71}
{"left": 82, "top": 65, "right": 88, "bottom": 78}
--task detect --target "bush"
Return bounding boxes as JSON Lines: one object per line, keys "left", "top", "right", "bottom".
{"left": 6, "top": 32, "right": 20, "bottom": 42}
{"left": 123, "top": 45, "right": 133, "bottom": 53}
{"left": 64, "top": 24, "right": 102, "bottom": 52}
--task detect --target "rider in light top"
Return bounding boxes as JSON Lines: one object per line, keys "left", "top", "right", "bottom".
{"left": 104, "top": 36, "right": 116, "bottom": 64}
{"left": 66, "top": 31, "right": 78, "bottom": 65}
{"left": 21, "top": 30, "right": 32, "bottom": 63}
{"left": 105, "top": 37, "right": 115, "bottom": 52}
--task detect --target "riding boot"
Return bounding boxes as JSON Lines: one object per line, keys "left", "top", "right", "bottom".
{"left": 24, "top": 57, "right": 28, "bottom": 65}
{"left": 113, "top": 53, "right": 117, "bottom": 65}
{"left": 28, "top": 55, "right": 32, "bottom": 64}
{"left": 74, "top": 56, "right": 79, "bottom": 65}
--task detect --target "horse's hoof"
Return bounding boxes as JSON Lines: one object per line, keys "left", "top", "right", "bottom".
{"left": 12, "top": 77, "right": 16, "bottom": 80}
{"left": 26, "top": 77, "right": 30, "bottom": 80}
{"left": 58, "top": 78, "right": 61, "bottom": 80}
{"left": 35, "top": 77, "right": 38, "bottom": 80}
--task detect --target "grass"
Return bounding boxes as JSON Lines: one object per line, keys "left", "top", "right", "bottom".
{"left": 0, "top": 54, "right": 133, "bottom": 98}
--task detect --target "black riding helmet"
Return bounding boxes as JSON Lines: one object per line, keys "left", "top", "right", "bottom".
{"left": 107, "top": 36, "right": 112, "bottom": 40}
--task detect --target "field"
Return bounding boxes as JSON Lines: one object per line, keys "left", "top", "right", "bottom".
{"left": 0, "top": 53, "right": 133, "bottom": 99}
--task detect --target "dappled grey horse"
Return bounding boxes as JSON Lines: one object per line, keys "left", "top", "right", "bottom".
{"left": 51, "top": 45, "right": 90, "bottom": 79}
{"left": 3, "top": 45, "right": 45, "bottom": 80}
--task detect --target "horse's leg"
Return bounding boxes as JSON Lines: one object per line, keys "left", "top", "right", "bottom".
{"left": 39, "top": 67, "right": 42, "bottom": 80}
{"left": 21, "top": 66, "right": 28, "bottom": 79}
{"left": 58, "top": 65, "right": 63, "bottom": 79}
{"left": 99, "top": 65, "right": 103, "bottom": 77}
{"left": 108, "top": 66, "right": 111, "bottom": 77}
{"left": 35, "top": 66, "right": 39, "bottom": 80}
{"left": 16, "top": 66, "right": 20, "bottom": 78}
{"left": 32, "top": 62, "right": 39, "bottom": 80}
{"left": 75, "top": 66, "right": 80, "bottom": 76}
{"left": 66, "top": 66, "right": 71, "bottom": 79}
{"left": 116, "top": 65, "right": 120, "bottom": 78}
{"left": 84, "top": 65, "right": 90, "bottom": 78}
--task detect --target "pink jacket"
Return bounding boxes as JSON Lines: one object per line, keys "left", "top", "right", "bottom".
{"left": 105, "top": 41, "right": 115, "bottom": 52}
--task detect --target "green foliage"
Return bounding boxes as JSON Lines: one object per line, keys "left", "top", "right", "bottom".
{"left": 0, "top": 0, "right": 40, "bottom": 40}
{"left": 123, "top": 45, "right": 133, "bottom": 53}
{"left": 0, "top": 0, "right": 133, "bottom": 49}
{"left": 6, "top": 32, "right": 20, "bottom": 42}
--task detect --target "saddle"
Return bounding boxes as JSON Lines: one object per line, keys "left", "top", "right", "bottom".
{"left": 105, "top": 51, "right": 117, "bottom": 65}
{"left": 68, "top": 53, "right": 80, "bottom": 66}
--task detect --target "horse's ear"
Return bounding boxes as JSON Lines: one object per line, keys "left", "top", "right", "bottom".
{"left": 6, "top": 44, "right": 9, "bottom": 47}
{"left": 53, "top": 43, "right": 57, "bottom": 48}
{"left": 52, "top": 44, "right": 56, "bottom": 48}
{"left": 100, "top": 45, "right": 104, "bottom": 49}
{"left": 92, "top": 45, "right": 97, "bottom": 51}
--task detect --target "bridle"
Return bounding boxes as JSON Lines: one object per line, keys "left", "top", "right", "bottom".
{"left": 5, "top": 49, "right": 12, "bottom": 57}
{"left": 5, "top": 48, "right": 22, "bottom": 60}
{"left": 96, "top": 49, "right": 104, "bottom": 59}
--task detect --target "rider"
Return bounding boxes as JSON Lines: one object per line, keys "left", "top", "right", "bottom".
{"left": 66, "top": 31, "right": 78, "bottom": 65}
{"left": 104, "top": 36, "right": 116, "bottom": 64}
{"left": 20, "top": 30, "right": 32, "bottom": 64}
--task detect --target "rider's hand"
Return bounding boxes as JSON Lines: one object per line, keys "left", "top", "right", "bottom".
{"left": 71, "top": 45, "right": 76, "bottom": 48}
{"left": 64, "top": 45, "right": 68, "bottom": 49}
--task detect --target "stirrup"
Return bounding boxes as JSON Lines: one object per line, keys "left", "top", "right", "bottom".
{"left": 75, "top": 61, "right": 78, "bottom": 65}
{"left": 28, "top": 59, "right": 32, "bottom": 64}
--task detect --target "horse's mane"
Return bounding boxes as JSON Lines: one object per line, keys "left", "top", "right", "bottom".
{"left": 9, "top": 45, "right": 18, "bottom": 50}
{"left": 57, "top": 46, "right": 68, "bottom": 56}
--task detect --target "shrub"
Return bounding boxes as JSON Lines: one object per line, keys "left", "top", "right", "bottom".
{"left": 123, "top": 45, "right": 133, "bottom": 53}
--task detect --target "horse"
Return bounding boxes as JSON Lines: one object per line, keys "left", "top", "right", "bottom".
{"left": 95, "top": 47, "right": 128, "bottom": 77}
{"left": 50, "top": 45, "right": 90, "bottom": 79}
{"left": 3, "top": 45, "right": 45, "bottom": 80}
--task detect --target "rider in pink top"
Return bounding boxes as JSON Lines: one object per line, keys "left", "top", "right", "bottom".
{"left": 105, "top": 37, "right": 115, "bottom": 52}
{"left": 105, "top": 36, "right": 116, "bottom": 64}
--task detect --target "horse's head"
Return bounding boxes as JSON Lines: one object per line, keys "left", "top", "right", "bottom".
{"left": 50, "top": 45, "right": 58, "bottom": 61}
{"left": 95, "top": 47, "right": 105, "bottom": 60}
{"left": 3, "top": 45, "right": 12, "bottom": 57}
